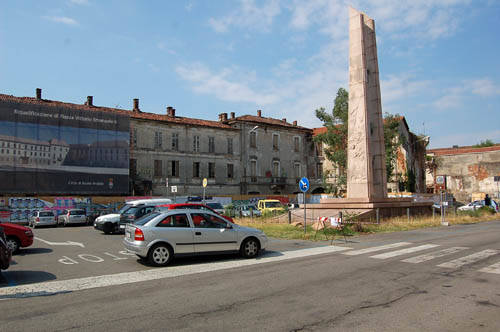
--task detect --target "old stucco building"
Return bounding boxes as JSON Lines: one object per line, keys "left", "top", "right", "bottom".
{"left": 426, "top": 144, "right": 500, "bottom": 202}
{"left": 0, "top": 89, "right": 322, "bottom": 196}
{"left": 313, "top": 116, "right": 428, "bottom": 195}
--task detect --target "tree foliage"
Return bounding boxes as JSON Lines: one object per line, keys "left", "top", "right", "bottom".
{"left": 314, "top": 87, "right": 402, "bottom": 192}
{"left": 473, "top": 139, "right": 495, "bottom": 148}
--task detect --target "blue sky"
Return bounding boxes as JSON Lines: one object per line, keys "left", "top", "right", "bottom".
{"left": 1, "top": 0, "right": 499, "bottom": 149}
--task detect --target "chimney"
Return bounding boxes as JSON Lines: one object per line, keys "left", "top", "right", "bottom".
{"left": 230, "top": 112, "right": 235, "bottom": 119}
{"left": 86, "top": 96, "right": 93, "bottom": 106}
{"left": 282, "top": 118, "right": 287, "bottom": 123}
{"left": 218, "top": 113, "right": 228, "bottom": 122}
{"left": 36, "top": 88, "right": 42, "bottom": 100}
{"left": 167, "top": 106, "right": 175, "bottom": 117}
{"left": 293, "top": 120, "right": 297, "bottom": 126}
{"left": 133, "top": 98, "right": 140, "bottom": 112}
{"left": 257, "top": 110, "right": 262, "bottom": 117}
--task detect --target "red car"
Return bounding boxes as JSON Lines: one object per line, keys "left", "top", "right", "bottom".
{"left": 0, "top": 222, "right": 34, "bottom": 254}
{"left": 0, "top": 226, "right": 11, "bottom": 271}
{"left": 155, "top": 203, "right": 234, "bottom": 223}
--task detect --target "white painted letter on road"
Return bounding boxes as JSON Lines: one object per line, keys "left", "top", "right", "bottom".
{"left": 59, "top": 256, "right": 79, "bottom": 265}
{"left": 78, "top": 254, "right": 104, "bottom": 263}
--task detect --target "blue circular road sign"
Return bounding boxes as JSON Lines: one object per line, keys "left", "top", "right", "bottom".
{"left": 299, "top": 177, "right": 310, "bottom": 193}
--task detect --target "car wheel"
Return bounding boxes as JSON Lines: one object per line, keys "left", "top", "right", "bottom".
{"left": 240, "top": 237, "right": 260, "bottom": 258}
{"left": 103, "top": 223, "right": 113, "bottom": 234}
{"left": 6, "top": 236, "right": 20, "bottom": 254}
{"left": 148, "top": 243, "right": 173, "bottom": 267}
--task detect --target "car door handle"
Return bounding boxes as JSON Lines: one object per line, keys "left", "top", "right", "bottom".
{"left": 195, "top": 232, "right": 202, "bottom": 236}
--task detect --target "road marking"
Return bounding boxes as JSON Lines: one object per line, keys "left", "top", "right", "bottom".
{"left": 35, "top": 237, "right": 85, "bottom": 248}
{"left": 401, "top": 247, "right": 469, "bottom": 263}
{"left": 0, "top": 245, "right": 351, "bottom": 299}
{"left": 343, "top": 242, "right": 411, "bottom": 256}
{"left": 437, "top": 249, "right": 500, "bottom": 269}
{"left": 479, "top": 261, "right": 500, "bottom": 275}
{"left": 370, "top": 244, "right": 439, "bottom": 259}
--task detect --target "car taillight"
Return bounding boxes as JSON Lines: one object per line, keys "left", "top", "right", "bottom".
{"left": 36, "top": 217, "right": 40, "bottom": 221}
{"left": 134, "top": 228, "right": 144, "bottom": 241}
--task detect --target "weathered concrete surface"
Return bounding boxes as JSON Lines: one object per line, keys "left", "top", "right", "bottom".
{"left": 427, "top": 145, "right": 500, "bottom": 201}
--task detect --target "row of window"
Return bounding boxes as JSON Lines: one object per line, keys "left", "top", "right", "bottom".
{"left": 133, "top": 129, "right": 235, "bottom": 155}
{"left": 150, "top": 159, "right": 234, "bottom": 179}
{"left": 0, "top": 149, "right": 63, "bottom": 158}
{"left": 0, "top": 142, "right": 65, "bottom": 151}
{"left": 249, "top": 132, "right": 303, "bottom": 152}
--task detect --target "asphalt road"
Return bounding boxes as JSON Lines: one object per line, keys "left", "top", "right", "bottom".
{"left": 1, "top": 220, "right": 500, "bottom": 331}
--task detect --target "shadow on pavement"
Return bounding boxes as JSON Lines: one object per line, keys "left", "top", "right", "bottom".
{"left": 15, "top": 248, "right": 53, "bottom": 256}
{"left": 135, "top": 250, "right": 284, "bottom": 268}
{"left": 0, "top": 270, "right": 57, "bottom": 287}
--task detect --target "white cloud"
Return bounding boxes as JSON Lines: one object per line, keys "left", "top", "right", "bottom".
{"left": 175, "top": 63, "right": 279, "bottom": 105}
{"left": 208, "top": 0, "right": 281, "bottom": 33}
{"left": 43, "top": 16, "right": 79, "bottom": 26}
{"left": 469, "top": 78, "right": 500, "bottom": 97}
{"left": 381, "top": 74, "right": 430, "bottom": 103}
{"left": 69, "top": 0, "right": 89, "bottom": 5}
{"left": 433, "top": 78, "right": 500, "bottom": 110}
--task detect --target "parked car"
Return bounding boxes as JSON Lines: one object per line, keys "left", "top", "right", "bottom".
{"left": 456, "top": 200, "right": 498, "bottom": 212}
{"left": 94, "top": 198, "right": 172, "bottom": 234}
{"left": 123, "top": 209, "right": 267, "bottom": 267}
{"left": 205, "top": 202, "right": 225, "bottom": 214}
{"left": 235, "top": 204, "right": 262, "bottom": 217}
{"left": 57, "top": 209, "right": 87, "bottom": 226}
{"left": 0, "top": 222, "right": 34, "bottom": 253}
{"left": 154, "top": 203, "right": 234, "bottom": 222}
{"left": 30, "top": 210, "right": 57, "bottom": 228}
{"left": 0, "top": 226, "right": 12, "bottom": 271}
{"left": 257, "top": 199, "right": 286, "bottom": 214}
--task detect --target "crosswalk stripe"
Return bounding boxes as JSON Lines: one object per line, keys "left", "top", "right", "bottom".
{"left": 370, "top": 244, "right": 439, "bottom": 259}
{"left": 401, "top": 247, "right": 469, "bottom": 264}
{"left": 437, "top": 249, "right": 500, "bottom": 269}
{"left": 343, "top": 242, "right": 411, "bottom": 256}
{"left": 479, "top": 262, "right": 500, "bottom": 275}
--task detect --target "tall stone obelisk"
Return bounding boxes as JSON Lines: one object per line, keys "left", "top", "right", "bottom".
{"left": 346, "top": 7, "right": 387, "bottom": 200}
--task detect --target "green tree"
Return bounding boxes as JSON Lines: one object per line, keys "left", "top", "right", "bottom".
{"left": 314, "top": 88, "right": 348, "bottom": 192}
{"left": 473, "top": 139, "right": 495, "bottom": 148}
{"left": 314, "top": 87, "right": 402, "bottom": 192}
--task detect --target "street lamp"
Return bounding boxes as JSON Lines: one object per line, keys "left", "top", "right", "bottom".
{"left": 250, "top": 125, "right": 259, "bottom": 132}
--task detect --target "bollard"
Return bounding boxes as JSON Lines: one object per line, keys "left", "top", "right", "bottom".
{"left": 432, "top": 206, "right": 435, "bottom": 220}
{"left": 288, "top": 210, "right": 291, "bottom": 224}
{"left": 407, "top": 207, "right": 410, "bottom": 222}
{"left": 376, "top": 208, "right": 380, "bottom": 224}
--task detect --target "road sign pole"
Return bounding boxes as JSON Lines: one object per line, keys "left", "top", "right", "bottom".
{"left": 304, "top": 195, "right": 306, "bottom": 234}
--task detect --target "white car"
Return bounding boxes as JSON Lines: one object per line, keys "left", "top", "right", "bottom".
{"left": 457, "top": 200, "right": 499, "bottom": 212}
{"left": 123, "top": 209, "right": 268, "bottom": 267}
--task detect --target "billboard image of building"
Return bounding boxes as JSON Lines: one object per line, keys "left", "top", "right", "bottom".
{"left": 0, "top": 99, "right": 130, "bottom": 194}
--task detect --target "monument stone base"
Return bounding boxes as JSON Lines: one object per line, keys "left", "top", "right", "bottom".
{"left": 295, "top": 197, "right": 433, "bottom": 223}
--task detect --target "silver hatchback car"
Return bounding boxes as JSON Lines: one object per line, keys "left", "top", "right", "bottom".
{"left": 30, "top": 210, "right": 57, "bottom": 228}
{"left": 123, "top": 209, "right": 268, "bottom": 267}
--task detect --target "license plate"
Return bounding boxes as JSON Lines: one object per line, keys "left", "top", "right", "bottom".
{"left": 119, "top": 224, "right": 125, "bottom": 229}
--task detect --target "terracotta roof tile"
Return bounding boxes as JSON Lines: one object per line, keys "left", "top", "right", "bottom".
{"left": 0, "top": 93, "right": 236, "bottom": 130}
{"left": 229, "top": 115, "right": 310, "bottom": 131}
{"left": 428, "top": 144, "right": 500, "bottom": 156}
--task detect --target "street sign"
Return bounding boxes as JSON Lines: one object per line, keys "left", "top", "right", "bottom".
{"left": 299, "top": 177, "right": 309, "bottom": 193}
{"left": 171, "top": 186, "right": 177, "bottom": 193}
{"left": 436, "top": 175, "right": 445, "bottom": 184}
{"left": 202, "top": 178, "right": 208, "bottom": 188}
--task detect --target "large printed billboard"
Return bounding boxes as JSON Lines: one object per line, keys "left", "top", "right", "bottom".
{"left": 0, "top": 100, "right": 130, "bottom": 194}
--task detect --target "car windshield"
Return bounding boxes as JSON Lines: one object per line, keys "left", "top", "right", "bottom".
{"left": 39, "top": 211, "right": 54, "bottom": 217}
{"left": 123, "top": 206, "right": 141, "bottom": 215}
{"left": 242, "top": 205, "right": 256, "bottom": 211}
{"left": 266, "top": 201, "right": 282, "bottom": 208}
{"left": 118, "top": 204, "right": 132, "bottom": 214}
{"left": 70, "top": 210, "right": 85, "bottom": 215}
{"left": 134, "top": 212, "right": 161, "bottom": 226}
{"left": 207, "top": 203, "right": 223, "bottom": 210}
